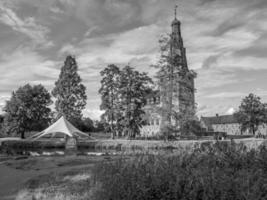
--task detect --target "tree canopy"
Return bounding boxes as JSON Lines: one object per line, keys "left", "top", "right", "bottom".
{"left": 52, "top": 55, "right": 87, "bottom": 125}
{"left": 119, "top": 66, "right": 153, "bottom": 138}
{"left": 3, "top": 84, "right": 52, "bottom": 138}
{"left": 99, "top": 65, "right": 153, "bottom": 138}
{"left": 234, "top": 93, "right": 267, "bottom": 135}
{"left": 99, "top": 64, "right": 121, "bottom": 138}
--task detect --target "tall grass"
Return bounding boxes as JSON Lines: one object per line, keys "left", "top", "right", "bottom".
{"left": 92, "top": 141, "right": 267, "bottom": 200}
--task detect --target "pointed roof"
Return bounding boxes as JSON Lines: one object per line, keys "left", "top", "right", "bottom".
{"left": 172, "top": 4, "right": 180, "bottom": 26}
{"left": 30, "top": 116, "right": 94, "bottom": 140}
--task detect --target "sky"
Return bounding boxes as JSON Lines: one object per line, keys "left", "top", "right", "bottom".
{"left": 0, "top": 0, "right": 267, "bottom": 120}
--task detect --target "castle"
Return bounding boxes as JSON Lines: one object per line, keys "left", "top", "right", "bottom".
{"left": 140, "top": 7, "right": 196, "bottom": 137}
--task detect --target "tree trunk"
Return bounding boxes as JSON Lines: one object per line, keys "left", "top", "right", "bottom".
{"left": 21, "top": 131, "right": 25, "bottom": 139}
{"left": 252, "top": 126, "right": 255, "bottom": 136}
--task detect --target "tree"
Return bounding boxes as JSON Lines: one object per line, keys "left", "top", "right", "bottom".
{"left": 73, "top": 117, "right": 94, "bottom": 132}
{"left": 0, "top": 114, "right": 5, "bottom": 137}
{"left": 93, "top": 120, "right": 107, "bottom": 132}
{"left": 119, "top": 66, "right": 153, "bottom": 138}
{"left": 3, "top": 84, "right": 52, "bottom": 138}
{"left": 180, "top": 119, "right": 202, "bottom": 136}
{"left": 99, "top": 64, "right": 121, "bottom": 139}
{"left": 234, "top": 93, "right": 267, "bottom": 135}
{"left": 52, "top": 55, "right": 87, "bottom": 125}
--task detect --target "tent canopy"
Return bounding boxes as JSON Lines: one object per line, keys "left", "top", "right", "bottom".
{"left": 30, "top": 116, "right": 93, "bottom": 140}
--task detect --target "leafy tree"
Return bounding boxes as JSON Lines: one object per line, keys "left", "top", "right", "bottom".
{"left": 52, "top": 55, "right": 87, "bottom": 125}
{"left": 119, "top": 66, "right": 153, "bottom": 138}
{"left": 2, "top": 84, "right": 52, "bottom": 138}
{"left": 82, "top": 117, "right": 94, "bottom": 132}
{"left": 71, "top": 117, "right": 94, "bottom": 132}
{"left": 93, "top": 120, "right": 107, "bottom": 132}
{"left": 180, "top": 119, "right": 202, "bottom": 136}
{"left": 99, "top": 64, "right": 121, "bottom": 139}
{"left": 234, "top": 93, "right": 267, "bottom": 135}
{"left": 0, "top": 114, "right": 5, "bottom": 137}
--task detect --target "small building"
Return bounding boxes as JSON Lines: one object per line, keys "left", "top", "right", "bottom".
{"left": 200, "top": 114, "right": 267, "bottom": 136}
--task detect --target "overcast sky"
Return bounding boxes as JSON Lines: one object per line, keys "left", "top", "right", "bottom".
{"left": 0, "top": 0, "right": 267, "bottom": 119}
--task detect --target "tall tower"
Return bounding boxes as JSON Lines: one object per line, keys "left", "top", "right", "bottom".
{"left": 160, "top": 5, "right": 196, "bottom": 134}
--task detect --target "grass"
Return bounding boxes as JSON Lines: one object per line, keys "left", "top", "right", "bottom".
{"left": 91, "top": 141, "right": 267, "bottom": 200}
{"left": 2, "top": 136, "right": 266, "bottom": 157}
{"left": 16, "top": 169, "right": 94, "bottom": 200}
{"left": 13, "top": 141, "right": 267, "bottom": 200}
{"left": 13, "top": 156, "right": 119, "bottom": 200}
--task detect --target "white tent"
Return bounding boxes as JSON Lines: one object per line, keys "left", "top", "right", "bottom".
{"left": 30, "top": 116, "right": 93, "bottom": 140}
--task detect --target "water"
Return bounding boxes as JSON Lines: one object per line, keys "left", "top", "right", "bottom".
{"left": 1, "top": 147, "right": 119, "bottom": 157}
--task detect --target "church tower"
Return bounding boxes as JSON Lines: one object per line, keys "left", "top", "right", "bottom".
{"left": 160, "top": 5, "right": 196, "bottom": 133}
{"left": 140, "top": 5, "right": 196, "bottom": 137}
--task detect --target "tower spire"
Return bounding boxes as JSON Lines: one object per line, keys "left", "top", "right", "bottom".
{"left": 174, "top": 4, "right": 178, "bottom": 19}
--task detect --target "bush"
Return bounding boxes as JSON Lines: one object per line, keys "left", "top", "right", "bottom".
{"left": 91, "top": 142, "right": 267, "bottom": 200}
{"left": 135, "top": 134, "right": 178, "bottom": 141}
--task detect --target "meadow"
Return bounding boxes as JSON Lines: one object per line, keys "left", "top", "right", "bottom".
{"left": 12, "top": 140, "right": 267, "bottom": 200}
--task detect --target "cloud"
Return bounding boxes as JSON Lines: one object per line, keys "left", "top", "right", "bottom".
{"left": 83, "top": 109, "right": 104, "bottom": 120}
{"left": 205, "top": 92, "right": 245, "bottom": 99}
{"left": 0, "top": 0, "right": 267, "bottom": 120}
{"left": 226, "top": 107, "right": 235, "bottom": 115}
{"left": 201, "top": 54, "right": 221, "bottom": 69}
{"left": 0, "top": 47, "right": 58, "bottom": 93}
{"left": 0, "top": 2, "right": 52, "bottom": 48}
{"left": 234, "top": 33, "right": 267, "bottom": 58}
{"left": 196, "top": 68, "right": 237, "bottom": 90}
{"left": 210, "top": 19, "right": 246, "bottom": 37}
{"left": 50, "top": 6, "right": 64, "bottom": 14}
{"left": 198, "top": 0, "right": 217, "bottom": 5}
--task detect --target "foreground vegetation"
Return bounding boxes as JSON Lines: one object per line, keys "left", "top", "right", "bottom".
{"left": 14, "top": 141, "right": 267, "bottom": 200}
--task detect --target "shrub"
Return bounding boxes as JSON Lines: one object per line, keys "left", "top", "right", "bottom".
{"left": 92, "top": 142, "right": 267, "bottom": 200}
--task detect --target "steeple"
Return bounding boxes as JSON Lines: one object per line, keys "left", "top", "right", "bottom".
{"left": 171, "top": 4, "right": 180, "bottom": 33}
{"left": 170, "top": 3, "right": 184, "bottom": 61}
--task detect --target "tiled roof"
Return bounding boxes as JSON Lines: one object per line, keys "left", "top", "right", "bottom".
{"left": 201, "top": 115, "right": 238, "bottom": 126}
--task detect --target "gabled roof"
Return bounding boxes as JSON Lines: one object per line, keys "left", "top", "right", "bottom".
{"left": 30, "top": 116, "right": 94, "bottom": 140}
{"left": 201, "top": 115, "right": 238, "bottom": 127}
